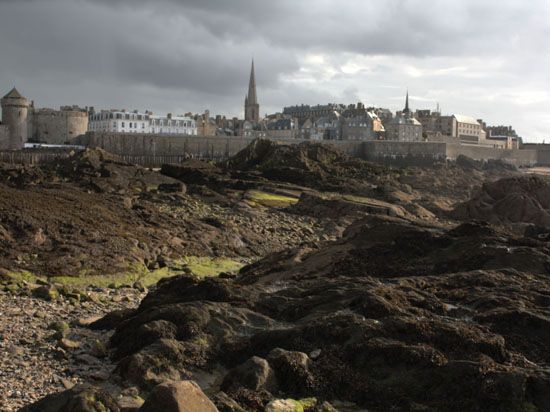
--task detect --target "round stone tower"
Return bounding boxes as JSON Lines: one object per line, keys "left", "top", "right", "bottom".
{"left": 1, "top": 87, "right": 29, "bottom": 149}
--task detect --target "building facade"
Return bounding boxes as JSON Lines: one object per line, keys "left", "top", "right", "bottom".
{"left": 88, "top": 110, "right": 196, "bottom": 135}
{"left": 416, "top": 111, "right": 456, "bottom": 140}
{"left": 454, "top": 114, "right": 483, "bottom": 144}
{"left": 266, "top": 118, "right": 299, "bottom": 139}
{"left": 385, "top": 92, "right": 423, "bottom": 142}
{"left": 244, "top": 60, "right": 260, "bottom": 123}
{"left": 341, "top": 112, "right": 385, "bottom": 140}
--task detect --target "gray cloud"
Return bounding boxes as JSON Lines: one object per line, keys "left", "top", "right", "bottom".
{"left": 0, "top": 0, "right": 549, "bottom": 140}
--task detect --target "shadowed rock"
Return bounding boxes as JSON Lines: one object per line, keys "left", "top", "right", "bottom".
{"left": 95, "top": 216, "right": 550, "bottom": 411}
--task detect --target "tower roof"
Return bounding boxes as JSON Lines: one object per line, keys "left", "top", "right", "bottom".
{"left": 247, "top": 60, "right": 257, "bottom": 105}
{"left": 3, "top": 87, "right": 24, "bottom": 99}
{"left": 403, "top": 90, "right": 410, "bottom": 114}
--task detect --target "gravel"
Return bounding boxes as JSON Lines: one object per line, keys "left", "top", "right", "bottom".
{"left": 0, "top": 286, "right": 144, "bottom": 411}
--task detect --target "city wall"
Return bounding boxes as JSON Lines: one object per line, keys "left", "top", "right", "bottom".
{"left": 30, "top": 110, "right": 89, "bottom": 144}
{"left": 446, "top": 143, "right": 537, "bottom": 167}
{"left": 0, "top": 125, "right": 9, "bottom": 150}
{"left": 361, "top": 140, "right": 447, "bottom": 167}
{"left": 0, "top": 148, "right": 74, "bottom": 165}
{"left": 0, "top": 131, "right": 541, "bottom": 168}
{"left": 75, "top": 132, "right": 366, "bottom": 159}
{"left": 75, "top": 132, "right": 542, "bottom": 167}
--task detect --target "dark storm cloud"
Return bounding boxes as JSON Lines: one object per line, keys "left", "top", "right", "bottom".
{"left": 0, "top": 0, "right": 549, "bottom": 139}
{"left": 84, "top": 0, "right": 548, "bottom": 57}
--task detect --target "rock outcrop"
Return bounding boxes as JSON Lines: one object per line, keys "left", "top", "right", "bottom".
{"left": 88, "top": 216, "right": 550, "bottom": 411}
{"left": 222, "top": 139, "right": 395, "bottom": 193}
{"left": 452, "top": 175, "right": 550, "bottom": 227}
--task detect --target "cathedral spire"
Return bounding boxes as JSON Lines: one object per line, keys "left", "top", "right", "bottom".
{"left": 247, "top": 60, "right": 257, "bottom": 105}
{"left": 404, "top": 90, "right": 410, "bottom": 114}
{"left": 244, "top": 59, "right": 260, "bottom": 122}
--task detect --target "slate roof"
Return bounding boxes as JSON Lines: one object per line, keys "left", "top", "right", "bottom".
{"left": 2, "top": 87, "right": 24, "bottom": 99}
{"left": 389, "top": 115, "right": 421, "bottom": 126}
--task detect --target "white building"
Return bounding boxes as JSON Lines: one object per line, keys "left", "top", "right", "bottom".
{"left": 453, "top": 114, "right": 484, "bottom": 144}
{"left": 88, "top": 110, "right": 196, "bottom": 135}
{"left": 149, "top": 114, "right": 196, "bottom": 135}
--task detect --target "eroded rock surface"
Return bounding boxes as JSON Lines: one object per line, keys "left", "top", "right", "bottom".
{"left": 452, "top": 175, "right": 550, "bottom": 227}
{"left": 84, "top": 216, "right": 550, "bottom": 411}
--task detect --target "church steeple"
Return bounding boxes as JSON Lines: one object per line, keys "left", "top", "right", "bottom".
{"left": 247, "top": 60, "right": 257, "bottom": 105}
{"left": 244, "top": 60, "right": 260, "bottom": 122}
{"left": 404, "top": 90, "right": 410, "bottom": 115}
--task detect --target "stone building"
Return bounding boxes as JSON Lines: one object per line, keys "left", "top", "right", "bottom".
{"left": 241, "top": 120, "right": 267, "bottom": 138}
{"left": 1, "top": 87, "right": 92, "bottom": 147}
{"left": 244, "top": 60, "right": 260, "bottom": 123}
{"left": 341, "top": 111, "right": 385, "bottom": 140}
{"left": 29, "top": 106, "right": 88, "bottom": 144}
{"left": 195, "top": 110, "right": 217, "bottom": 136}
{"left": 415, "top": 110, "right": 455, "bottom": 140}
{"left": 415, "top": 110, "right": 487, "bottom": 144}
{"left": 311, "top": 112, "right": 342, "bottom": 140}
{"left": 483, "top": 124, "right": 520, "bottom": 149}
{"left": 385, "top": 92, "right": 422, "bottom": 142}
{"left": 266, "top": 118, "right": 299, "bottom": 139}
{"left": 0, "top": 87, "right": 30, "bottom": 149}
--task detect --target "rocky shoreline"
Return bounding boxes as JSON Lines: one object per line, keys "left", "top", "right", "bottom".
{"left": 2, "top": 141, "right": 549, "bottom": 411}
{"left": 0, "top": 282, "right": 144, "bottom": 411}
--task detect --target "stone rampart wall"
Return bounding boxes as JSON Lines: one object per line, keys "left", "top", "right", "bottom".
{"left": 446, "top": 143, "right": 537, "bottom": 167}
{"left": 71, "top": 132, "right": 542, "bottom": 168}
{"left": 30, "top": 111, "right": 89, "bottom": 144}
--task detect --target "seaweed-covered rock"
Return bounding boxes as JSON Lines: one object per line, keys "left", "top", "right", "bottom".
{"left": 100, "top": 216, "right": 550, "bottom": 411}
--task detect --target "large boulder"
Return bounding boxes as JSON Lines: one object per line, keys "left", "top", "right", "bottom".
{"left": 221, "top": 356, "right": 278, "bottom": 393}
{"left": 138, "top": 380, "right": 218, "bottom": 412}
{"left": 19, "top": 384, "right": 120, "bottom": 412}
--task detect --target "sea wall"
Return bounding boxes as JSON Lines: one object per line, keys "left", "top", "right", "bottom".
{"left": 446, "top": 143, "right": 537, "bottom": 167}
{"left": 69, "top": 132, "right": 547, "bottom": 168}
{"left": 0, "top": 148, "right": 74, "bottom": 165}
{"left": 361, "top": 140, "right": 447, "bottom": 167}
{"left": 75, "top": 132, "right": 365, "bottom": 159}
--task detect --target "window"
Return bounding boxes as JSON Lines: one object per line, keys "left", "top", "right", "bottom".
{"left": 122, "top": 122, "right": 125, "bottom": 128}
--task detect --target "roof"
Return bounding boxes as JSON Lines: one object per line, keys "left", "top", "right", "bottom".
{"left": 267, "top": 118, "right": 294, "bottom": 130}
{"left": 2, "top": 87, "right": 24, "bottom": 99}
{"left": 453, "top": 114, "right": 480, "bottom": 125}
{"left": 389, "top": 115, "right": 421, "bottom": 126}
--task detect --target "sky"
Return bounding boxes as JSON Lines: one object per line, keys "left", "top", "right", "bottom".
{"left": 0, "top": 0, "right": 549, "bottom": 142}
